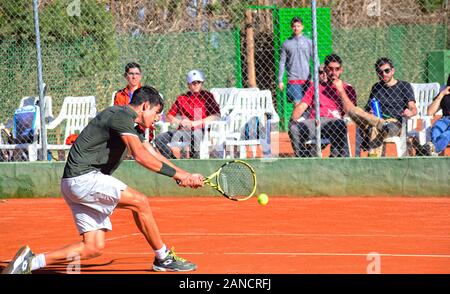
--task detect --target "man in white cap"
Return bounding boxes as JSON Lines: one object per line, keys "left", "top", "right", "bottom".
{"left": 155, "top": 70, "right": 220, "bottom": 158}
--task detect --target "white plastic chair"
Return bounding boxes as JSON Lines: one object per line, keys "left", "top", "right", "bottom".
{"left": 202, "top": 89, "right": 279, "bottom": 159}
{"left": 382, "top": 82, "right": 440, "bottom": 156}
{"left": 111, "top": 91, "right": 117, "bottom": 106}
{"left": 210, "top": 87, "right": 259, "bottom": 117}
{"left": 407, "top": 82, "right": 440, "bottom": 145}
{"left": 46, "top": 96, "right": 97, "bottom": 151}
{"left": 224, "top": 110, "right": 264, "bottom": 159}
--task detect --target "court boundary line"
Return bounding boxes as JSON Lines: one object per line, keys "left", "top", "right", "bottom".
{"left": 105, "top": 251, "right": 450, "bottom": 258}
{"left": 105, "top": 232, "right": 450, "bottom": 241}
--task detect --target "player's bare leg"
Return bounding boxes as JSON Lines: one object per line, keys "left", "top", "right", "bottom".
{"left": 116, "top": 187, "right": 164, "bottom": 249}
{"left": 117, "top": 187, "right": 196, "bottom": 271}
{"left": 2, "top": 230, "right": 105, "bottom": 274}
{"left": 44, "top": 230, "right": 106, "bottom": 264}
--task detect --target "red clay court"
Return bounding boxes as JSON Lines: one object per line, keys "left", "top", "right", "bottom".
{"left": 1, "top": 196, "right": 449, "bottom": 274}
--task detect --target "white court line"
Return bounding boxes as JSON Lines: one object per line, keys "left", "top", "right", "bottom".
{"left": 106, "top": 232, "right": 450, "bottom": 241}
{"left": 162, "top": 233, "right": 450, "bottom": 239}
{"left": 225, "top": 252, "right": 450, "bottom": 258}
{"left": 105, "top": 251, "right": 450, "bottom": 258}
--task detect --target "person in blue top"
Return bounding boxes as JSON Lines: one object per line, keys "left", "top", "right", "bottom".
{"left": 425, "top": 74, "right": 450, "bottom": 155}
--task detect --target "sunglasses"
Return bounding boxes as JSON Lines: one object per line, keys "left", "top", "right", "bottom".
{"left": 327, "top": 66, "right": 341, "bottom": 72}
{"left": 377, "top": 68, "right": 392, "bottom": 75}
{"left": 190, "top": 81, "right": 203, "bottom": 85}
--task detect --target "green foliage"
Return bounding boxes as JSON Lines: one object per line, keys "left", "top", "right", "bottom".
{"left": 0, "top": 0, "right": 118, "bottom": 124}
{"left": 0, "top": 0, "right": 35, "bottom": 41}
{"left": 417, "top": 0, "right": 445, "bottom": 12}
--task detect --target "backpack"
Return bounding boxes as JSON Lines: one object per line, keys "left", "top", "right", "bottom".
{"left": 243, "top": 116, "right": 265, "bottom": 140}
{"left": 13, "top": 105, "right": 38, "bottom": 144}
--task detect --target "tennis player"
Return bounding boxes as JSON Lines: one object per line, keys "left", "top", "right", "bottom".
{"left": 2, "top": 86, "right": 203, "bottom": 274}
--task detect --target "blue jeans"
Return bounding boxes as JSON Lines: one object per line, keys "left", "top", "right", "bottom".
{"left": 431, "top": 116, "right": 450, "bottom": 153}
{"left": 286, "top": 83, "right": 307, "bottom": 104}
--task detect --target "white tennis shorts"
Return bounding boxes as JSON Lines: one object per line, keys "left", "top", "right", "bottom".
{"left": 61, "top": 170, "right": 127, "bottom": 234}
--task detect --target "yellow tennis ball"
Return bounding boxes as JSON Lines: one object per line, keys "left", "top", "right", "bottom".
{"left": 257, "top": 193, "right": 269, "bottom": 206}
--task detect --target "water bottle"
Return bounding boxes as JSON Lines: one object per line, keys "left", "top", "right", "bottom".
{"left": 370, "top": 98, "right": 382, "bottom": 118}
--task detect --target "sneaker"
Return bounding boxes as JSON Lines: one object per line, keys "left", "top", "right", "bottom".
{"left": 152, "top": 248, "right": 197, "bottom": 272}
{"left": 380, "top": 122, "right": 399, "bottom": 137}
{"left": 1, "top": 245, "right": 34, "bottom": 274}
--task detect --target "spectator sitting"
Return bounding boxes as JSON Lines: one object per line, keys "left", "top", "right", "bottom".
{"left": 154, "top": 69, "right": 220, "bottom": 159}
{"left": 340, "top": 57, "right": 417, "bottom": 157}
{"left": 424, "top": 74, "right": 450, "bottom": 156}
{"left": 288, "top": 54, "right": 356, "bottom": 157}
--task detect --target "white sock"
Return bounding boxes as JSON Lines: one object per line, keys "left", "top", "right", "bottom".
{"left": 30, "top": 254, "right": 46, "bottom": 271}
{"left": 154, "top": 244, "right": 169, "bottom": 260}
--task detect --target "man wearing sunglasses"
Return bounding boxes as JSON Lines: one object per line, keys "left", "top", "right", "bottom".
{"left": 155, "top": 69, "right": 220, "bottom": 159}
{"left": 339, "top": 57, "right": 417, "bottom": 156}
{"left": 289, "top": 54, "right": 356, "bottom": 157}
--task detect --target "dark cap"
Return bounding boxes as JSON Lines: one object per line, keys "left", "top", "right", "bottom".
{"left": 291, "top": 16, "right": 303, "bottom": 25}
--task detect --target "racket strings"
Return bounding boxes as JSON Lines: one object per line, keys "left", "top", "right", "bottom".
{"left": 218, "top": 163, "right": 255, "bottom": 198}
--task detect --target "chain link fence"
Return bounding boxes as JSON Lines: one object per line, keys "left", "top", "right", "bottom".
{"left": 0, "top": 0, "right": 448, "bottom": 161}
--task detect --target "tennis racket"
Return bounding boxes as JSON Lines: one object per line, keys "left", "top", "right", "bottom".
{"left": 204, "top": 160, "right": 257, "bottom": 201}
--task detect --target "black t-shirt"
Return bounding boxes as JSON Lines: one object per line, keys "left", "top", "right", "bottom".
{"left": 366, "top": 80, "right": 415, "bottom": 121}
{"left": 63, "top": 105, "right": 145, "bottom": 178}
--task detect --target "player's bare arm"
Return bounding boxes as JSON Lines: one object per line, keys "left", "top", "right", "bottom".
{"left": 143, "top": 141, "right": 204, "bottom": 184}
{"left": 402, "top": 101, "right": 417, "bottom": 117}
{"left": 333, "top": 78, "right": 354, "bottom": 113}
{"left": 121, "top": 134, "right": 201, "bottom": 187}
{"left": 427, "top": 86, "right": 450, "bottom": 116}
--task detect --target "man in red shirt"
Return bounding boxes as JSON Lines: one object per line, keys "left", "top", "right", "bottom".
{"left": 154, "top": 70, "right": 220, "bottom": 158}
{"left": 289, "top": 54, "right": 356, "bottom": 157}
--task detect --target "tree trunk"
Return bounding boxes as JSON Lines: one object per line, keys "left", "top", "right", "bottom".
{"left": 245, "top": 9, "right": 257, "bottom": 88}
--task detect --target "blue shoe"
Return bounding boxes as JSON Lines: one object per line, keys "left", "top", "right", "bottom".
{"left": 1, "top": 245, "right": 34, "bottom": 274}
{"left": 152, "top": 248, "right": 197, "bottom": 272}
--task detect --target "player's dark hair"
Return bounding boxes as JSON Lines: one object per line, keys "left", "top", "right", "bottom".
{"left": 324, "top": 54, "right": 342, "bottom": 66}
{"left": 446, "top": 73, "right": 450, "bottom": 86}
{"left": 375, "top": 57, "right": 394, "bottom": 70}
{"left": 125, "top": 62, "right": 141, "bottom": 74}
{"left": 130, "top": 86, "right": 164, "bottom": 111}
